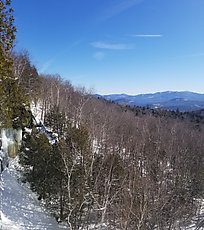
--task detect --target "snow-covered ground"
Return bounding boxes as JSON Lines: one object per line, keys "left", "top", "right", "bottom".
{"left": 0, "top": 159, "right": 66, "bottom": 230}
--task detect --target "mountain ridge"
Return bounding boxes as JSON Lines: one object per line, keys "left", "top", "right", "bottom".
{"left": 97, "top": 91, "right": 204, "bottom": 111}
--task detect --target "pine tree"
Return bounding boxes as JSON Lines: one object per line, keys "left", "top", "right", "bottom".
{"left": 0, "top": 0, "right": 16, "bottom": 80}
{"left": 44, "top": 105, "right": 66, "bottom": 136}
{"left": 20, "top": 128, "right": 53, "bottom": 198}
{"left": 0, "top": 0, "right": 30, "bottom": 128}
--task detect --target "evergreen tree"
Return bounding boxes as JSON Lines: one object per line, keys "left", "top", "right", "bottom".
{"left": 44, "top": 105, "right": 66, "bottom": 136}
{"left": 0, "top": 0, "right": 16, "bottom": 80}
{"left": 1, "top": 78, "right": 30, "bottom": 128}
{"left": 0, "top": 0, "right": 30, "bottom": 128}
{"left": 20, "top": 128, "right": 53, "bottom": 198}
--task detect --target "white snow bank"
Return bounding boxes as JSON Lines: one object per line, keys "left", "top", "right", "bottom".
{"left": 0, "top": 159, "right": 66, "bottom": 230}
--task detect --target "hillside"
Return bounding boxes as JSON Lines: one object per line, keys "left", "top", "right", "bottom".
{"left": 99, "top": 91, "right": 204, "bottom": 111}
{"left": 0, "top": 159, "right": 66, "bottom": 230}
{"left": 0, "top": 52, "right": 204, "bottom": 228}
{"left": 1, "top": 1, "right": 204, "bottom": 229}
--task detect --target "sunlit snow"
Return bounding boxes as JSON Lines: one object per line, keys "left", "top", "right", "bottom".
{"left": 0, "top": 159, "right": 66, "bottom": 230}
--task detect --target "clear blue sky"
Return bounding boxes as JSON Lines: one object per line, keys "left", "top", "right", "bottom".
{"left": 13, "top": 0, "right": 204, "bottom": 95}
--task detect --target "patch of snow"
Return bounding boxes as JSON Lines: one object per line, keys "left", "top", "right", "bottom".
{"left": 87, "top": 223, "right": 108, "bottom": 230}
{"left": 36, "top": 122, "right": 58, "bottom": 145}
{"left": 31, "top": 101, "right": 44, "bottom": 124}
{"left": 0, "top": 158, "right": 66, "bottom": 230}
{"left": 195, "top": 104, "right": 202, "bottom": 108}
{"left": 24, "top": 128, "right": 32, "bottom": 135}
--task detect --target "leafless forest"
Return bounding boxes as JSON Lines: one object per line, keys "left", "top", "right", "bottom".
{"left": 12, "top": 52, "right": 204, "bottom": 229}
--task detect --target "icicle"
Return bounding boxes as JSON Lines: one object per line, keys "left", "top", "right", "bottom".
{"left": 15, "top": 129, "right": 22, "bottom": 148}
{"left": 0, "top": 128, "right": 22, "bottom": 158}
{"left": 1, "top": 129, "right": 8, "bottom": 154}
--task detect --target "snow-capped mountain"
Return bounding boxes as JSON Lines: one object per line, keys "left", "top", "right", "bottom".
{"left": 98, "top": 91, "right": 204, "bottom": 111}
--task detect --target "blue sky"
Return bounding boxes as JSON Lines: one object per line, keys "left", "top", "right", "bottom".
{"left": 13, "top": 0, "right": 204, "bottom": 95}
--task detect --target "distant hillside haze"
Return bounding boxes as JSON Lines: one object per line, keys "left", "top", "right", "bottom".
{"left": 98, "top": 91, "right": 204, "bottom": 112}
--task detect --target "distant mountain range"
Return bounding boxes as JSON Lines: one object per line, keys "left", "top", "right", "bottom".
{"left": 97, "top": 91, "right": 204, "bottom": 112}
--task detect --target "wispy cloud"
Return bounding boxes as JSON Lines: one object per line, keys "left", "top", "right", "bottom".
{"left": 66, "top": 39, "right": 83, "bottom": 50}
{"left": 93, "top": 52, "right": 105, "bottom": 61}
{"left": 102, "top": 0, "right": 144, "bottom": 21}
{"left": 39, "top": 40, "right": 82, "bottom": 73}
{"left": 185, "top": 52, "right": 204, "bottom": 57}
{"left": 91, "top": 41, "right": 133, "bottom": 50}
{"left": 39, "top": 59, "right": 54, "bottom": 73}
{"left": 129, "top": 34, "right": 163, "bottom": 38}
{"left": 173, "top": 52, "right": 204, "bottom": 59}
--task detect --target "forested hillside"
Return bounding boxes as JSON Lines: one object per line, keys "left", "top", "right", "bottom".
{"left": 12, "top": 64, "right": 204, "bottom": 229}
{"left": 99, "top": 92, "right": 204, "bottom": 112}
{"left": 1, "top": 1, "right": 204, "bottom": 229}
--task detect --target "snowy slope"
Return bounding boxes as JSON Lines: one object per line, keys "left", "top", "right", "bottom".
{"left": 0, "top": 159, "right": 66, "bottom": 230}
